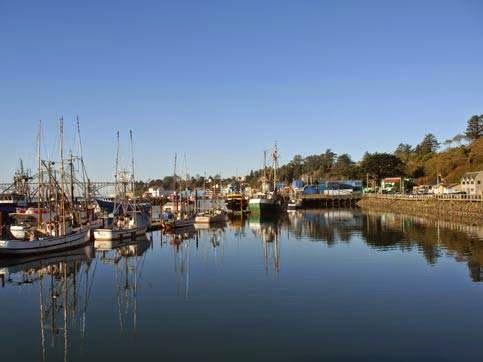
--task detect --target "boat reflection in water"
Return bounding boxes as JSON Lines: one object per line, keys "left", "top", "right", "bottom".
{"left": 94, "top": 236, "right": 152, "bottom": 332}
{"left": 0, "top": 246, "right": 96, "bottom": 362}
{"left": 0, "top": 209, "right": 483, "bottom": 361}
{"left": 249, "top": 215, "right": 282, "bottom": 274}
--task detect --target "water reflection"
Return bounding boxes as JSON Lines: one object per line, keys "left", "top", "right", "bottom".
{"left": 94, "top": 237, "right": 152, "bottom": 332}
{"left": 249, "top": 216, "right": 282, "bottom": 274}
{"left": 0, "top": 247, "right": 96, "bottom": 362}
{"left": 286, "top": 209, "right": 483, "bottom": 282}
{"left": 0, "top": 210, "right": 482, "bottom": 361}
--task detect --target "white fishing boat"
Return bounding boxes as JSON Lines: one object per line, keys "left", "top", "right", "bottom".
{"left": 0, "top": 120, "right": 91, "bottom": 256}
{"left": 94, "top": 214, "right": 147, "bottom": 241}
{"left": 194, "top": 209, "right": 227, "bottom": 224}
{"left": 92, "top": 131, "right": 149, "bottom": 241}
{"left": 0, "top": 228, "right": 90, "bottom": 256}
{"left": 164, "top": 215, "right": 195, "bottom": 230}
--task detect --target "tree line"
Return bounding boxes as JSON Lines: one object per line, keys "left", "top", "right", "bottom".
{"left": 246, "top": 115, "right": 483, "bottom": 187}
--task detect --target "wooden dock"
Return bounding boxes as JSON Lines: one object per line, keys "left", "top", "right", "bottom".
{"left": 300, "top": 193, "right": 362, "bottom": 208}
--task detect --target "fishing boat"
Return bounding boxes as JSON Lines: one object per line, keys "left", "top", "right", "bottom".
{"left": 160, "top": 208, "right": 195, "bottom": 230}
{"left": 94, "top": 212, "right": 148, "bottom": 241}
{"left": 225, "top": 193, "right": 249, "bottom": 214}
{"left": 248, "top": 144, "right": 282, "bottom": 217}
{"left": 0, "top": 228, "right": 90, "bottom": 256}
{"left": 194, "top": 208, "right": 227, "bottom": 224}
{"left": 161, "top": 154, "right": 195, "bottom": 230}
{"left": 0, "top": 120, "right": 91, "bottom": 255}
{"left": 93, "top": 131, "right": 148, "bottom": 241}
{"left": 248, "top": 193, "right": 281, "bottom": 216}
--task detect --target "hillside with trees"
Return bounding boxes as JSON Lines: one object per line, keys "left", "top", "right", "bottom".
{"left": 246, "top": 115, "right": 483, "bottom": 187}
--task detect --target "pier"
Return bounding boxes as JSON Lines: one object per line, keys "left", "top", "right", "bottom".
{"left": 300, "top": 193, "right": 362, "bottom": 208}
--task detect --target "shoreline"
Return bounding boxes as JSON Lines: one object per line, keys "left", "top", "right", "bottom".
{"left": 357, "top": 196, "right": 483, "bottom": 226}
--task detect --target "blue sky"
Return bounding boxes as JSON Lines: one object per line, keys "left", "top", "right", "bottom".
{"left": 1, "top": 0, "right": 482, "bottom": 181}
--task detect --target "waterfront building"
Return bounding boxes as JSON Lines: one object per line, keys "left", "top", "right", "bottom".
{"left": 461, "top": 171, "right": 483, "bottom": 196}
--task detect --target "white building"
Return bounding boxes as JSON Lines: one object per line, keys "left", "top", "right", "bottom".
{"left": 461, "top": 171, "right": 483, "bottom": 196}
{"left": 147, "top": 187, "right": 166, "bottom": 198}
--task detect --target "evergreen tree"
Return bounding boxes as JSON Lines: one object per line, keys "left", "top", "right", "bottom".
{"left": 465, "top": 115, "right": 483, "bottom": 141}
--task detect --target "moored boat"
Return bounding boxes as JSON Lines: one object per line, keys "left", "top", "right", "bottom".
{"left": 225, "top": 193, "right": 248, "bottom": 214}
{"left": 92, "top": 131, "right": 149, "bottom": 241}
{"left": 0, "top": 227, "right": 90, "bottom": 256}
{"left": 194, "top": 209, "right": 227, "bottom": 224}
{"left": 248, "top": 194, "right": 281, "bottom": 216}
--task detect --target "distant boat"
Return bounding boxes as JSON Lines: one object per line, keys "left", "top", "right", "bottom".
{"left": 95, "top": 198, "right": 151, "bottom": 215}
{"left": 248, "top": 144, "right": 282, "bottom": 217}
{"left": 225, "top": 193, "right": 248, "bottom": 214}
{"left": 164, "top": 215, "right": 196, "bottom": 230}
{"left": 194, "top": 209, "right": 227, "bottom": 224}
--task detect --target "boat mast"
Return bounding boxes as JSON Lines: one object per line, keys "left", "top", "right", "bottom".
{"left": 114, "top": 131, "right": 120, "bottom": 215}
{"left": 129, "top": 130, "right": 136, "bottom": 205}
{"left": 263, "top": 150, "right": 267, "bottom": 182}
{"left": 37, "top": 120, "right": 42, "bottom": 230}
{"left": 59, "top": 117, "right": 66, "bottom": 235}
{"left": 69, "top": 153, "right": 75, "bottom": 210}
{"left": 173, "top": 153, "right": 178, "bottom": 213}
{"left": 272, "top": 142, "right": 279, "bottom": 192}
{"left": 76, "top": 117, "right": 89, "bottom": 210}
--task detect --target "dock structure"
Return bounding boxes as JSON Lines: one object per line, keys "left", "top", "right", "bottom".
{"left": 300, "top": 193, "right": 362, "bottom": 208}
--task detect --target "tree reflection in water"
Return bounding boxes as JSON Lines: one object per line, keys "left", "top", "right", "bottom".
{"left": 285, "top": 209, "right": 483, "bottom": 282}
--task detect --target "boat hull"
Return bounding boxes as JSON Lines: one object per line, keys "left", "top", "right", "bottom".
{"left": 194, "top": 214, "right": 227, "bottom": 224}
{"left": 164, "top": 218, "right": 195, "bottom": 230}
{"left": 248, "top": 199, "right": 281, "bottom": 217}
{"left": 93, "top": 227, "right": 147, "bottom": 241}
{"left": 225, "top": 197, "right": 248, "bottom": 213}
{"left": 0, "top": 229, "right": 90, "bottom": 256}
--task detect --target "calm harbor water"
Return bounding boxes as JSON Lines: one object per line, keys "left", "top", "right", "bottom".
{"left": 1, "top": 210, "right": 483, "bottom": 361}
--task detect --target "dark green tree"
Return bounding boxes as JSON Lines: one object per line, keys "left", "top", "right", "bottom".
{"left": 465, "top": 115, "right": 483, "bottom": 141}
{"left": 360, "top": 152, "right": 405, "bottom": 181}
{"left": 394, "top": 143, "right": 413, "bottom": 162}
{"left": 416, "top": 133, "right": 440, "bottom": 156}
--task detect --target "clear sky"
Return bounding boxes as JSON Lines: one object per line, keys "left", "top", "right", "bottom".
{"left": 1, "top": 0, "right": 482, "bottom": 182}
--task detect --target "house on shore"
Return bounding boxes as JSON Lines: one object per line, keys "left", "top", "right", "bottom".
{"left": 461, "top": 171, "right": 483, "bottom": 196}
{"left": 144, "top": 187, "right": 170, "bottom": 198}
{"left": 432, "top": 183, "right": 463, "bottom": 195}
